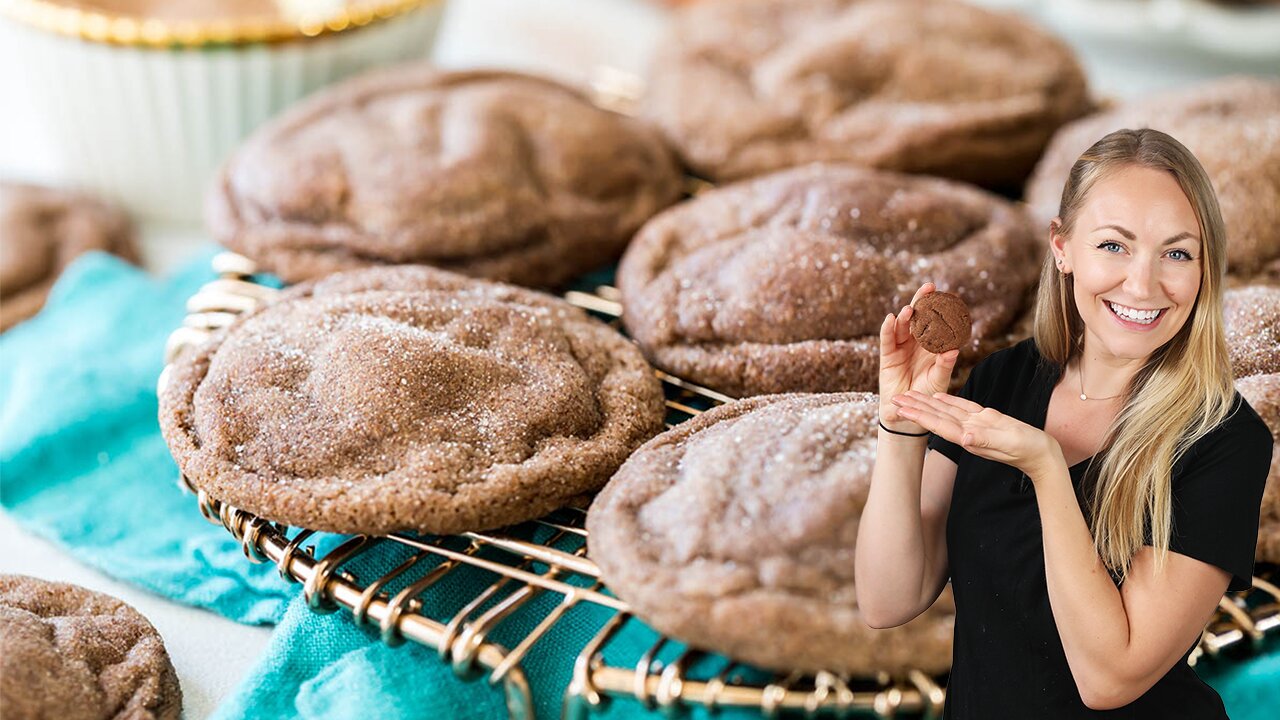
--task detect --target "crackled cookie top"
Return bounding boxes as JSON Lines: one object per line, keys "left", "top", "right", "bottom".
{"left": 0, "top": 182, "right": 136, "bottom": 332}
{"left": 617, "top": 163, "right": 1040, "bottom": 397}
{"left": 1225, "top": 285, "right": 1280, "bottom": 379}
{"left": 587, "top": 392, "right": 954, "bottom": 674}
{"left": 1027, "top": 76, "right": 1280, "bottom": 284}
{"left": 159, "top": 265, "right": 666, "bottom": 535}
{"left": 911, "top": 290, "right": 972, "bottom": 354}
{"left": 1225, "top": 284, "right": 1280, "bottom": 564}
{"left": 643, "top": 0, "right": 1090, "bottom": 188}
{"left": 0, "top": 575, "right": 181, "bottom": 720}
{"left": 1237, "top": 374, "right": 1280, "bottom": 564}
{"left": 208, "top": 67, "right": 682, "bottom": 288}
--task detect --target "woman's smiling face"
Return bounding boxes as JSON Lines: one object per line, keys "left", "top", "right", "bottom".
{"left": 1051, "top": 164, "right": 1203, "bottom": 362}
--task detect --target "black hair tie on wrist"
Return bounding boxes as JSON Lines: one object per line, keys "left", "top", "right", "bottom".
{"left": 879, "top": 420, "right": 930, "bottom": 437}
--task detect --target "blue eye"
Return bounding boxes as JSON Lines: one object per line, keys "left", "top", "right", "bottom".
{"left": 1098, "top": 241, "right": 1123, "bottom": 253}
{"left": 1168, "top": 249, "right": 1194, "bottom": 261}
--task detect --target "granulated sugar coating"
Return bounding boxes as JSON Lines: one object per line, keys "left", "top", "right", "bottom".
{"left": 1237, "top": 375, "right": 1280, "bottom": 564}
{"left": 0, "top": 575, "right": 182, "bottom": 720}
{"left": 1026, "top": 76, "right": 1280, "bottom": 285}
{"left": 587, "top": 392, "right": 954, "bottom": 675}
{"left": 159, "top": 266, "right": 666, "bottom": 535}
{"left": 617, "top": 163, "right": 1040, "bottom": 397}
{"left": 1225, "top": 285, "right": 1280, "bottom": 379}
{"left": 644, "top": 0, "right": 1090, "bottom": 189}
{"left": 1225, "top": 284, "right": 1280, "bottom": 563}
{"left": 207, "top": 67, "right": 682, "bottom": 289}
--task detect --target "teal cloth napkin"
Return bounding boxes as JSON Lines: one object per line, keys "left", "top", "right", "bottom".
{"left": 1197, "top": 636, "right": 1280, "bottom": 720}
{"left": 214, "top": 535, "right": 767, "bottom": 720}
{"left": 0, "top": 251, "right": 293, "bottom": 624}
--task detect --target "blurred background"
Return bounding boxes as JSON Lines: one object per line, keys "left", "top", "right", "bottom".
{"left": 2, "top": 0, "right": 1278, "bottom": 275}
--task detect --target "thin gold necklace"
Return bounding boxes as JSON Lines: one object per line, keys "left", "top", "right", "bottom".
{"left": 1078, "top": 362, "right": 1122, "bottom": 401}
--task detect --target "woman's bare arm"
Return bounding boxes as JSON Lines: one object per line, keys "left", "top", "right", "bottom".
{"left": 892, "top": 388, "right": 1239, "bottom": 710}
{"left": 856, "top": 439, "right": 957, "bottom": 628}
{"left": 1031, "top": 459, "right": 1231, "bottom": 710}
{"left": 856, "top": 289, "right": 960, "bottom": 629}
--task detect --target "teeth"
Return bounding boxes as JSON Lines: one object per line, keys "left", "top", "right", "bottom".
{"left": 1108, "top": 302, "right": 1161, "bottom": 323}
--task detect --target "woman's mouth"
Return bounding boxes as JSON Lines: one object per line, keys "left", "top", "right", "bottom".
{"left": 1105, "top": 300, "right": 1167, "bottom": 330}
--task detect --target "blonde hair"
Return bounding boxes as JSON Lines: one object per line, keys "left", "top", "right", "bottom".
{"left": 1032, "top": 128, "right": 1236, "bottom": 583}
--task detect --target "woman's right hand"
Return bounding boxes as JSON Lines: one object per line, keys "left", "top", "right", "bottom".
{"left": 878, "top": 282, "right": 960, "bottom": 434}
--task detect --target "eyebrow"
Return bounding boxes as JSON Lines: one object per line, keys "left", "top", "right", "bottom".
{"left": 1092, "top": 224, "right": 1198, "bottom": 245}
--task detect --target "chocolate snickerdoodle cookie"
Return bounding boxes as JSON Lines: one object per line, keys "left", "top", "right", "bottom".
{"left": 1225, "top": 285, "right": 1280, "bottom": 562}
{"left": 643, "top": 0, "right": 1090, "bottom": 189}
{"left": 1225, "top": 285, "right": 1280, "bottom": 380}
{"left": 0, "top": 575, "right": 181, "bottom": 720}
{"left": 208, "top": 66, "right": 682, "bottom": 288}
{"left": 617, "top": 163, "right": 1040, "bottom": 397}
{"left": 1026, "top": 77, "right": 1280, "bottom": 284}
{"left": 1, "top": 182, "right": 137, "bottom": 332}
{"left": 587, "top": 392, "right": 954, "bottom": 675}
{"left": 1237, "top": 374, "right": 1280, "bottom": 564}
{"left": 159, "top": 265, "right": 665, "bottom": 535}
{"left": 911, "top": 291, "right": 972, "bottom": 354}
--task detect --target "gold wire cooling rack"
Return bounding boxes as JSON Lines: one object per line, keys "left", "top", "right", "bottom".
{"left": 160, "top": 252, "right": 1280, "bottom": 720}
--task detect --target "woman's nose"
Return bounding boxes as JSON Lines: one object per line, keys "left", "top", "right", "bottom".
{"left": 1122, "top": 257, "right": 1159, "bottom": 299}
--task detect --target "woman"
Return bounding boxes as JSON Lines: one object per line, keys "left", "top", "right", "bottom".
{"left": 854, "top": 128, "right": 1272, "bottom": 717}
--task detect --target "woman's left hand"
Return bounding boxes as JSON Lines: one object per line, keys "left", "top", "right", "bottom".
{"left": 891, "top": 390, "right": 1064, "bottom": 480}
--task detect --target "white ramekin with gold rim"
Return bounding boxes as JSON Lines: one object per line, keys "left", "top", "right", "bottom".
{"left": 0, "top": 0, "right": 446, "bottom": 222}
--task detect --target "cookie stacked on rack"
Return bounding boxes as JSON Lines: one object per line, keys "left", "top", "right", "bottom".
{"left": 588, "top": 392, "right": 956, "bottom": 675}
{"left": 159, "top": 266, "right": 666, "bottom": 535}
{"left": 616, "top": 163, "right": 1037, "bottom": 396}
{"left": 1225, "top": 285, "right": 1280, "bottom": 563}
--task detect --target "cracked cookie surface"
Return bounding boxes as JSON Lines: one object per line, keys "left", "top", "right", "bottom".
{"left": 208, "top": 67, "right": 682, "bottom": 288}
{"left": 910, "top": 291, "right": 972, "bottom": 354}
{"left": 617, "top": 163, "right": 1039, "bottom": 397}
{"left": 1225, "top": 285, "right": 1280, "bottom": 562}
{"left": 159, "top": 265, "right": 666, "bottom": 535}
{"left": 588, "top": 392, "right": 954, "bottom": 674}
{"left": 644, "top": 0, "right": 1090, "bottom": 188}
{"left": 0, "top": 575, "right": 181, "bottom": 720}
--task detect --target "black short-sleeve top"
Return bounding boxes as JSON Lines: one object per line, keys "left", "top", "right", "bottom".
{"left": 928, "top": 337, "right": 1272, "bottom": 718}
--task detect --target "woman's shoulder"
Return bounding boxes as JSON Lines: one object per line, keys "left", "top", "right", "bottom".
{"left": 1174, "top": 391, "right": 1274, "bottom": 486}
{"left": 1210, "top": 392, "right": 1271, "bottom": 445}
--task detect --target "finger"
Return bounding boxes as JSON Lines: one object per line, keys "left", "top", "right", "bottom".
{"left": 879, "top": 313, "right": 897, "bottom": 359}
{"left": 894, "top": 392, "right": 965, "bottom": 422}
{"left": 959, "top": 426, "right": 1013, "bottom": 457}
{"left": 931, "top": 391, "right": 985, "bottom": 415}
{"left": 894, "top": 391, "right": 936, "bottom": 407}
{"left": 898, "top": 392, "right": 973, "bottom": 426}
{"left": 928, "top": 349, "right": 959, "bottom": 387}
{"left": 894, "top": 305, "right": 914, "bottom": 345}
{"left": 910, "top": 282, "right": 936, "bottom": 306}
{"left": 897, "top": 403, "right": 964, "bottom": 441}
